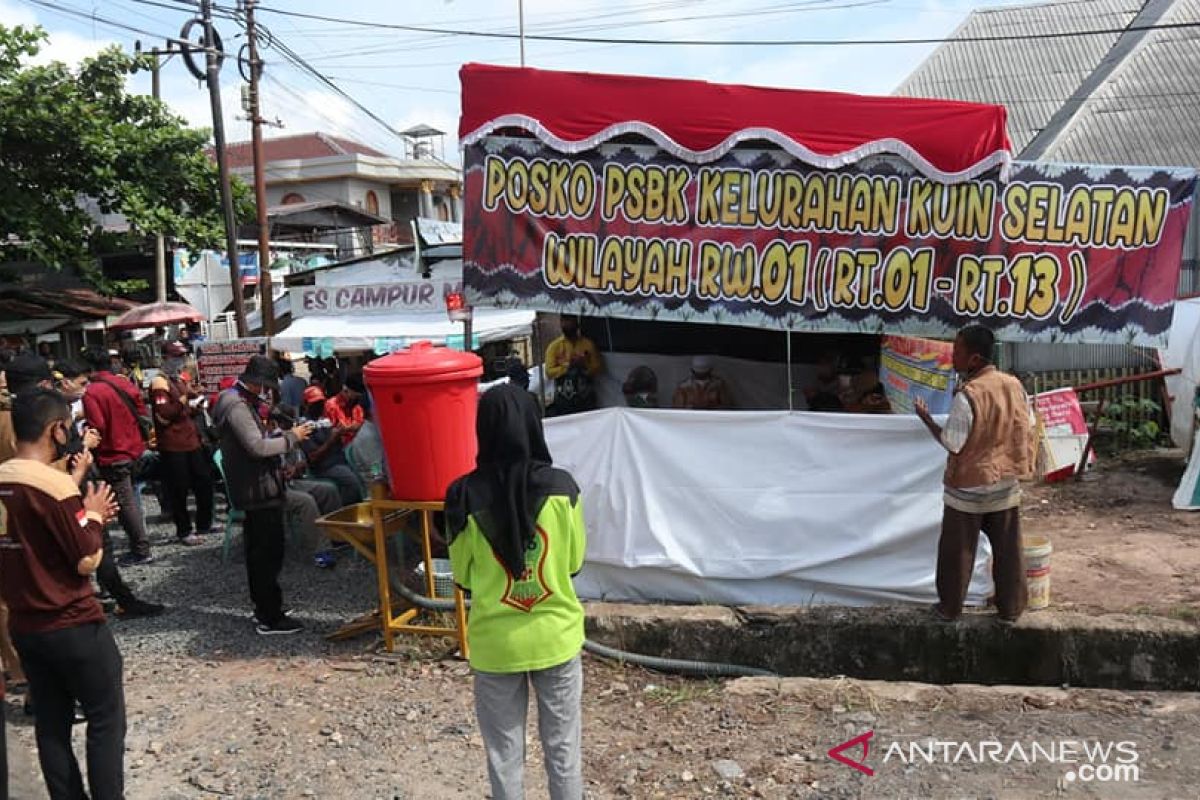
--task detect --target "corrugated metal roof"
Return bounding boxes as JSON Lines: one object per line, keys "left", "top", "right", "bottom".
{"left": 898, "top": 0, "right": 1200, "bottom": 367}
{"left": 0, "top": 288, "right": 137, "bottom": 319}
{"left": 1040, "top": 0, "right": 1200, "bottom": 166}
{"left": 894, "top": 0, "right": 1142, "bottom": 153}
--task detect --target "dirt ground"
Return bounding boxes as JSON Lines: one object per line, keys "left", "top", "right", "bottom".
{"left": 1023, "top": 449, "right": 1200, "bottom": 618}
{"left": 5, "top": 450, "right": 1199, "bottom": 799}
{"left": 11, "top": 651, "right": 1200, "bottom": 800}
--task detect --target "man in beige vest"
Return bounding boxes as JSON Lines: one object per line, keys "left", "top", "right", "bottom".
{"left": 915, "top": 325, "right": 1033, "bottom": 623}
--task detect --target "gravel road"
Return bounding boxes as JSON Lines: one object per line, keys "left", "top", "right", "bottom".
{"left": 5, "top": 488, "right": 1199, "bottom": 799}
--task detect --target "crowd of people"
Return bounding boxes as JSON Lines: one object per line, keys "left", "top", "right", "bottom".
{"left": 0, "top": 322, "right": 1034, "bottom": 800}
{"left": 547, "top": 314, "right": 892, "bottom": 414}
{"left": 0, "top": 342, "right": 388, "bottom": 793}
{"left": 546, "top": 314, "right": 738, "bottom": 413}
{"left": 0, "top": 340, "right": 591, "bottom": 800}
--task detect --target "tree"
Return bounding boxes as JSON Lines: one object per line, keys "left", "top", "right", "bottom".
{"left": 0, "top": 24, "right": 247, "bottom": 278}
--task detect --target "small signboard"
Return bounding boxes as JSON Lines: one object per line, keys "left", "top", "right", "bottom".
{"left": 1034, "top": 387, "right": 1093, "bottom": 480}
{"left": 290, "top": 279, "right": 462, "bottom": 317}
{"left": 195, "top": 338, "right": 268, "bottom": 395}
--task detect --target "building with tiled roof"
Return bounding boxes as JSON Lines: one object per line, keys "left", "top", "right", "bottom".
{"left": 215, "top": 130, "right": 463, "bottom": 248}
{"left": 896, "top": 0, "right": 1200, "bottom": 371}
{"left": 221, "top": 132, "right": 390, "bottom": 170}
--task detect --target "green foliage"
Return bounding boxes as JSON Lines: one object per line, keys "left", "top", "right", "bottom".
{"left": 0, "top": 24, "right": 251, "bottom": 272}
{"left": 1098, "top": 396, "right": 1163, "bottom": 451}
{"left": 106, "top": 278, "right": 151, "bottom": 296}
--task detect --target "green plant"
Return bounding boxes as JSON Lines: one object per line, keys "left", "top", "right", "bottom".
{"left": 103, "top": 278, "right": 151, "bottom": 295}
{"left": 1097, "top": 396, "right": 1162, "bottom": 452}
{"left": 0, "top": 24, "right": 252, "bottom": 273}
{"left": 644, "top": 680, "right": 720, "bottom": 708}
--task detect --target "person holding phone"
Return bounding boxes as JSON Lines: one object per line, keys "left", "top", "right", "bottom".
{"left": 212, "top": 356, "right": 313, "bottom": 635}
{"left": 0, "top": 389, "right": 124, "bottom": 800}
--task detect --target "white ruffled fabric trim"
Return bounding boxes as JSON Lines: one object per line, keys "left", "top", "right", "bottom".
{"left": 461, "top": 115, "right": 1012, "bottom": 183}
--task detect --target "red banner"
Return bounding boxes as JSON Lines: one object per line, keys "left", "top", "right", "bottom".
{"left": 464, "top": 140, "right": 1196, "bottom": 346}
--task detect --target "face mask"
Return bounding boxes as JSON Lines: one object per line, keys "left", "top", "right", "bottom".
{"left": 236, "top": 379, "right": 271, "bottom": 405}
{"left": 52, "top": 423, "right": 71, "bottom": 461}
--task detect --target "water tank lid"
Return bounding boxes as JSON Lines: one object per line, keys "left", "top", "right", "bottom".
{"left": 364, "top": 340, "right": 482, "bottom": 380}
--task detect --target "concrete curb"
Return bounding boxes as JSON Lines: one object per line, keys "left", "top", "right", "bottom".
{"left": 584, "top": 603, "right": 1200, "bottom": 690}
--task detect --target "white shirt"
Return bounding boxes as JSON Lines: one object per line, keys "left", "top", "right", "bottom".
{"left": 70, "top": 398, "right": 86, "bottom": 433}
{"left": 940, "top": 392, "right": 974, "bottom": 454}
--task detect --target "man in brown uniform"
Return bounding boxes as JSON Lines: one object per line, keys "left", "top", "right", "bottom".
{"left": 915, "top": 325, "right": 1034, "bottom": 623}
{"left": 150, "top": 348, "right": 215, "bottom": 546}
{"left": 0, "top": 389, "right": 124, "bottom": 799}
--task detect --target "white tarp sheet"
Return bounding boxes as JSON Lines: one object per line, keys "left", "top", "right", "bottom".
{"left": 544, "top": 408, "right": 993, "bottom": 606}
{"left": 1154, "top": 298, "right": 1200, "bottom": 509}
{"left": 1162, "top": 297, "right": 1200, "bottom": 450}
{"left": 1173, "top": 434, "right": 1200, "bottom": 510}
{"left": 271, "top": 307, "right": 534, "bottom": 353}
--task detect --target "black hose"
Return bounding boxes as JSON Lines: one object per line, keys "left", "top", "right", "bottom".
{"left": 581, "top": 639, "right": 776, "bottom": 678}
{"left": 387, "top": 573, "right": 778, "bottom": 679}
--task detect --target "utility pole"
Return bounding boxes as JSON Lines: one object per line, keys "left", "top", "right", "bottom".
{"left": 140, "top": 42, "right": 177, "bottom": 303}
{"left": 151, "top": 49, "right": 168, "bottom": 303}
{"left": 243, "top": 0, "right": 274, "bottom": 336}
{"left": 202, "top": 0, "right": 248, "bottom": 337}
{"left": 518, "top": 0, "right": 526, "bottom": 66}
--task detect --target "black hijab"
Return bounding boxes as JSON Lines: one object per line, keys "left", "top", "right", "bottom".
{"left": 445, "top": 383, "right": 578, "bottom": 578}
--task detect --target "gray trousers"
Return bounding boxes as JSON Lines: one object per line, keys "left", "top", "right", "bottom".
{"left": 311, "top": 463, "right": 363, "bottom": 507}
{"left": 290, "top": 479, "right": 342, "bottom": 516}
{"left": 285, "top": 481, "right": 342, "bottom": 555}
{"left": 99, "top": 461, "right": 151, "bottom": 557}
{"left": 473, "top": 655, "right": 583, "bottom": 800}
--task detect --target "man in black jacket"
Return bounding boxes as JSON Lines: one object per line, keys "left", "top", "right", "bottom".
{"left": 212, "top": 356, "right": 312, "bottom": 635}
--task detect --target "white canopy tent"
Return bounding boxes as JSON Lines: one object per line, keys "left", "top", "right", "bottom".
{"left": 270, "top": 307, "right": 535, "bottom": 354}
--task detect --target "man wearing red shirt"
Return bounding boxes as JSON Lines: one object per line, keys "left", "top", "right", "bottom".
{"left": 0, "top": 389, "right": 125, "bottom": 800}
{"left": 323, "top": 373, "right": 366, "bottom": 446}
{"left": 82, "top": 347, "right": 152, "bottom": 564}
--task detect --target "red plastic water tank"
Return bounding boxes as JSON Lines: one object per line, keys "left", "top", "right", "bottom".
{"left": 364, "top": 341, "right": 482, "bottom": 501}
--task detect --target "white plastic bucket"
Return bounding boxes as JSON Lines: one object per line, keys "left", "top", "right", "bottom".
{"left": 1023, "top": 534, "right": 1052, "bottom": 610}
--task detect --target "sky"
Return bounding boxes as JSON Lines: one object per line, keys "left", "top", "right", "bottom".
{"left": 0, "top": 0, "right": 1038, "bottom": 162}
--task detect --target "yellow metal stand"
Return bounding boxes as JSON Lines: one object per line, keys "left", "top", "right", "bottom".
{"left": 317, "top": 496, "right": 469, "bottom": 657}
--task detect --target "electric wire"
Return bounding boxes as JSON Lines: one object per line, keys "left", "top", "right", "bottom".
{"left": 234, "top": 3, "right": 1200, "bottom": 47}
{"left": 19, "top": 0, "right": 232, "bottom": 57}
{"left": 299, "top": 0, "right": 892, "bottom": 62}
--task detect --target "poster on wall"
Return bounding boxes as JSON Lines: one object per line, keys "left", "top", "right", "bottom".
{"left": 879, "top": 335, "right": 956, "bottom": 415}
{"left": 195, "top": 338, "right": 268, "bottom": 395}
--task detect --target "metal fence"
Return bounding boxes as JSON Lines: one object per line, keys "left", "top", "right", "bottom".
{"left": 1021, "top": 367, "right": 1167, "bottom": 451}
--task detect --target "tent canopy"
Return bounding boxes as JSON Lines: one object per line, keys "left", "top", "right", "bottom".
{"left": 271, "top": 307, "right": 535, "bottom": 354}
{"left": 459, "top": 63, "right": 1012, "bottom": 181}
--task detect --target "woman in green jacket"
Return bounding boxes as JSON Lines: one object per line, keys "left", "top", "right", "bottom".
{"left": 446, "top": 384, "right": 586, "bottom": 800}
